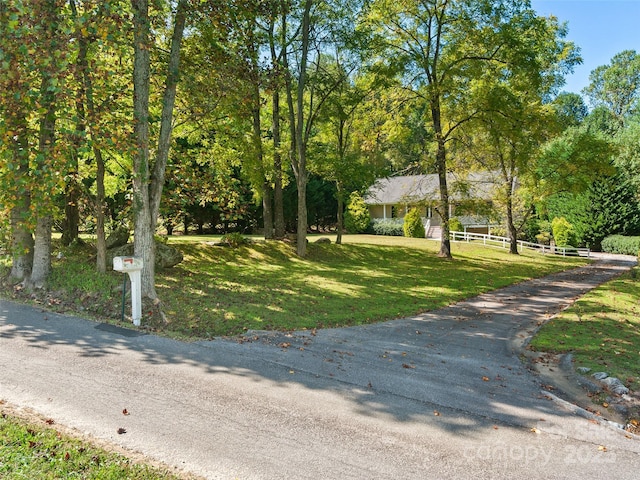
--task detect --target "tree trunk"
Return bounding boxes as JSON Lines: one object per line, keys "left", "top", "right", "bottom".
{"left": 336, "top": 183, "right": 344, "bottom": 245}
{"left": 263, "top": 181, "right": 274, "bottom": 239}
{"left": 269, "top": 18, "right": 285, "bottom": 240}
{"left": 296, "top": 170, "right": 308, "bottom": 256}
{"left": 249, "top": 72, "right": 272, "bottom": 239}
{"left": 293, "top": 0, "right": 312, "bottom": 257}
{"left": 62, "top": 188, "right": 80, "bottom": 245}
{"left": 9, "top": 112, "right": 33, "bottom": 281}
{"left": 149, "top": 0, "right": 187, "bottom": 228}
{"left": 272, "top": 90, "right": 285, "bottom": 239}
{"left": 29, "top": 215, "right": 52, "bottom": 289}
{"left": 95, "top": 148, "right": 107, "bottom": 272}
{"left": 505, "top": 175, "right": 519, "bottom": 255}
{"left": 430, "top": 96, "right": 452, "bottom": 259}
{"left": 62, "top": 12, "right": 87, "bottom": 247}
{"left": 71, "top": 0, "right": 107, "bottom": 272}
{"left": 10, "top": 202, "right": 33, "bottom": 281}
{"left": 29, "top": 13, "right": 59, "bottom": 289}
{"left": 131, "top": 0, "right": 156, "bottom": 298}
{"left": 436, "top": 149, "right": 451, "bottom": 259}
{"left": 131, "top": 0, "right": 187, "bottom": 300}
{"left": 61, "top": 177, "right": 80, "bottom": 246}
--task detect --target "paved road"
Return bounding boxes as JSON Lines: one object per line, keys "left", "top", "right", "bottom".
{"left": 1, "top": 255, "right": 639, "bottom": 479}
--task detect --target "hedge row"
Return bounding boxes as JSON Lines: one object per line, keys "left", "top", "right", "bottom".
{"left": 372, "top": 218, "right": 404, "bottom": 236}
{"left": 601, "top": 235, "right": 640, "bottom": 256}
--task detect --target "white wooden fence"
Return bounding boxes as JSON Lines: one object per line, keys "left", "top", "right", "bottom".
{"left": 450, "top": 231, "right": 590, "bottom": 257}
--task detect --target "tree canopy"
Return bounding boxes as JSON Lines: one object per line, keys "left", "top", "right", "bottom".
{"left": 1, "top": 0, "right": 638, "bottom": 302}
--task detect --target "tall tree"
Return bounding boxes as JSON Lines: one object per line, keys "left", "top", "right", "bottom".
{"left": 365, "top": 0, "right": 579, "bottom": 258}
{"left": 0, "top": 1, "right": 33, "bottom": 280}
{"left": 456, "top": 87, "right": 556, "bottom": 253}
{"left": 454, "top": 11, "right": 579, "bottom": 254}
{"left": 553, "top": 92, "right": 588, "bottom": 128}
{"left": 583, "top": 50, "right": 640, "bottom": 128}
{"left": 67, "top": 0, "right": 131, "bottom": 272}
{"left": 282, "top": 0, "right": 313, "bottom": 256}
{"left": 131, "top": 0, "right": 188, "bottom": 301}
{"left": 311, "top": 69, "right": 383, "bottom": 244}
{"left": 0, "top": 0, "right": 70, "bottom": 287}
{"left": 282, "top": 0, "right": 361, "bottom": 255}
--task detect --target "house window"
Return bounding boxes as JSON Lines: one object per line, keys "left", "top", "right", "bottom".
{"left": 391, "top": 205, "right": 397, "bottom": 218}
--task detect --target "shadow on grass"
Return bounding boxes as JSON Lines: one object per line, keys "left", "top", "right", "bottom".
{"left": 154, "top": 241, "right": 588, "bottom": 337}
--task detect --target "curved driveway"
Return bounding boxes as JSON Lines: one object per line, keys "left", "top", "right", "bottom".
{"left": 1, "top": 254, "right": 638, "bottom": 479}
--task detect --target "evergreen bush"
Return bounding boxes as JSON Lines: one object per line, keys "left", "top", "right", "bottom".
{"left": 371, "top": 218, "right": 404, "bottom": 236}
{"left": 403, "top": 208, "right": 425, "bottom": 238}
{"left": 344, "top": 192, "right": 371, "bottom": 234}
{"left": 601, "top": 235, "right": 640, "bottom": 255}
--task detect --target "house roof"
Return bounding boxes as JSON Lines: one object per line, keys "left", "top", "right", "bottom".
{"left": 364, "top": 172, "right": 500, "bottom": 205}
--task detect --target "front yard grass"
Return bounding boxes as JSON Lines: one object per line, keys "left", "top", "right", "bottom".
{"left": 156, "top": 234, "right": 587, "bottom": 338}
{"left": 2, "top": 234, "right": 589, "bottom": 340}
{"left": 529, "top": 266, "right": 640, "bottom": 392}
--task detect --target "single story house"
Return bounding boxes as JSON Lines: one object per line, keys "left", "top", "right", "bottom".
{"left": 364, "top": 171, "right": 502, "bottom": 237}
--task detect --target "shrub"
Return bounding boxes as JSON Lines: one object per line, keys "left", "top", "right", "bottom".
{"left": 403, "top": 208, "right": 425, "bottom": 238}
{"left": 221, "top": 232, "right": 247, "bottom": 248}
{"left": 551, "top": 217, "right": 575, "bottom": 247}
{"left": 534, "top": 220, "right": 552, "bottom": 245}
{"left": 601, "top": 235, "right": 640, "bottom": 256}
{"left": 449, "top": 217, "right": 463, "bottom": 232}
{"left": 371, "top": 218, "right": 404, "bottom": 236}
{"left": 344, "top": 192, "right": 371, "bottom": 234}
{"left": 521, "top": 217, "right": 540, "bottom": 243}
{"left": 491, "top": 226, "right": 507, "bottom": 238}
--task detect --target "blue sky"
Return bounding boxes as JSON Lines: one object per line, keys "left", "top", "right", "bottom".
{"left": 531, "top": 0, "right": 640, "bottom": 96}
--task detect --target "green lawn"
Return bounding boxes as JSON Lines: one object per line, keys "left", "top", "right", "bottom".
{"left": 529, "top": 267, "right": 640, "bottom": 391}
{"left": 154, "top": 234, "right": 587, "bottom": 338}
{"left": 2, "top": 234, "right": 589, "bottom": 339}
{"left": 0, "top": 408, "right": 191, "bottom": 480}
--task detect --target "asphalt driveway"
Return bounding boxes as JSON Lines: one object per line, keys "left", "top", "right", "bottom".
{"left": 1, "top": 253, "right": 638, "bottom": 479}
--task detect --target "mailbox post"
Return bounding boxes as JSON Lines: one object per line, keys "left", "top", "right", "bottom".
{"left": 113, "top": 256, "right": 143, "bottom": 326}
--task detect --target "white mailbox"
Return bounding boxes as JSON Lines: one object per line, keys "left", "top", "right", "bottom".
{"left": 113, "top": 256, "right": 143, "bottom": 272}
{"left": 113, "top": 256, "right": 143, "bottom": 326}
